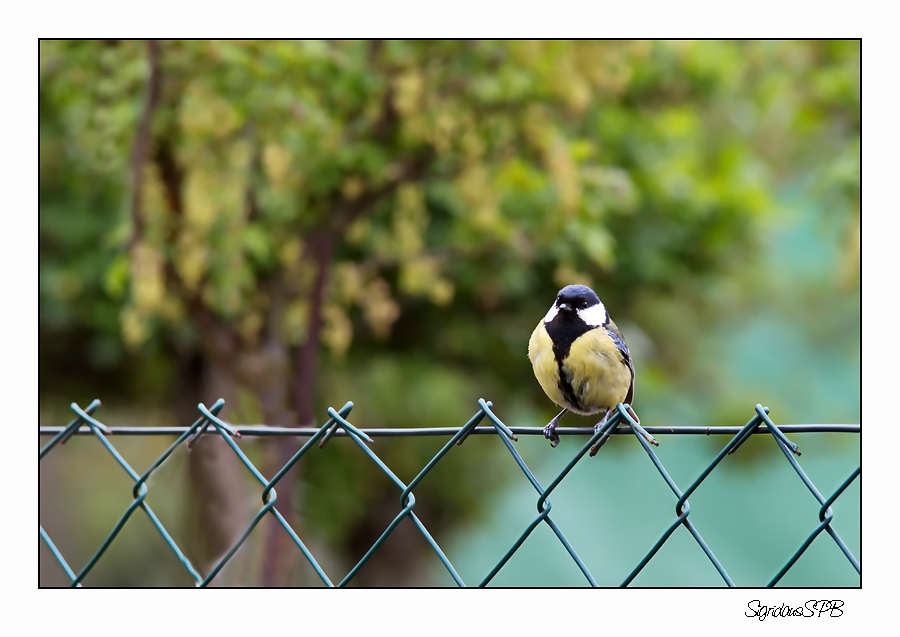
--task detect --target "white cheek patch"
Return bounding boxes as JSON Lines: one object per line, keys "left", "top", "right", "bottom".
{"left": 542, "top": 304, "right": 559, "bottom": 323}
{"left": 578, "top": 302, "right": 607, "bottom": 327}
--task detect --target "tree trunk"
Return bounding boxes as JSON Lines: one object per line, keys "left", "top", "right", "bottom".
{"left": 258, "top": 230, "right": 336, "bottom": 587}
{"left": 182, "top": 322, "right": 253, "bottom": 585}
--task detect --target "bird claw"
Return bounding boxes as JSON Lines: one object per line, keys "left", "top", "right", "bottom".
{"left": 543, "top": 423, "right": 560, "bottom": 447}
{"left": 589, "top": 412, "right": 612, "bottom": 457}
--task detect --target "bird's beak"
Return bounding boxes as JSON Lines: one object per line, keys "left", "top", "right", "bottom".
{"left": 558, "top": 302, "right": 574, "bottom": 313}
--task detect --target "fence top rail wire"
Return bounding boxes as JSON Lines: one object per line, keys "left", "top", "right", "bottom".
{"left": 39, "top": 423, "right": 860, "bottom": 437}
{"left": 39, "top": 398, "right": 860, "bottom": 588}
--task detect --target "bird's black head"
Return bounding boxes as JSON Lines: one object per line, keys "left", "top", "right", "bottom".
{"left": 555, "top": 284, "right": 601, "bottom": 313}
{"left": 541, "top": 284, "right": 607, "bottom": 328}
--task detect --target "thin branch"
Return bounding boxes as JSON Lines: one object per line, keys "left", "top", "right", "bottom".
{"left": 333, "top": 149, "right": 433, "bottom": 231}
{"left": 154, "top": 137, "right": 183, "bottom": 221}
{"left": 128, "top": 40, "right": 162, "bottom": 251}
{"left": 292, "top": 230, "right": 337, "bottom": 426}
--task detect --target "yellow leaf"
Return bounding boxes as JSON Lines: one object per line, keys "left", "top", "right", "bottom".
{"left": 392, "top": 184, "right": 428, "bottom": 257}
{"left": 342, "top": 176, "right": 365, "bottom": 201}
{"left": 263, "top": 143, "right": 292, "bottom": 189}
{"left": 322, "top": 304, "right": 353, "bottom": 357}
{"left": 393, "top": 70, "right": 424, "bottom": 116}
{"left": 546, "top": 136, "right": 580, "bottom": 215}
{"left": 239, "top": 311, "right": 264, "bottom": 345}
{"left": 430, "top": 278, "right": 454, "bottom": 306}
{"left": 131, "top": 243, "right": 165, "bottom": 312}
{"left": 333, "top": 262, "right": 364, "bottom": 304}
{"left": 283, "top": 299, "right": 310, "bottom": 345}
{"left": 175, "top": 230, "right": 207, "bottom": 293}
{"left": 184, "top": 171, "right": 217, "bottom": 232}
{"left": 120, "top": 305, "right": 149, "bottom": 349}
{"left": 279, "top": 237, "right": 303, "bottom": 269}
{"left": 553, "top": 264, "right": 593, "bottom": 289}
{"left": 361, "top": 278, "right": 400, "bottom": 338}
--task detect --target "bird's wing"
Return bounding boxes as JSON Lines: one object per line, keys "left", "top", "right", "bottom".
{"left": 605, "top": 319, "right": 637, "bottom": 420}
{"left": 604, "top": 320, "right": 632, "bottom": 370}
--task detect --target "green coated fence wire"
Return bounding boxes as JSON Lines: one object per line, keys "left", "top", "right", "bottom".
{"left": 39, "top": 398, "right": 860, "bottom": 588}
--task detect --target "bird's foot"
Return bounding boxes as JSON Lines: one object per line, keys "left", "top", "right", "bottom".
{"left": 543, "top": 422, "right": 560, "bottom": 448}
{"left": 543, "top": 408, "right": 567, "bottom": 448}
{"left": 589, "top": 411, "right": 612, "bottom": 457}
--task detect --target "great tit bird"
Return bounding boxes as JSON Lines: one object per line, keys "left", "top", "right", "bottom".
{"left": 528, "top": 284, "right": 639, "bottom": 453}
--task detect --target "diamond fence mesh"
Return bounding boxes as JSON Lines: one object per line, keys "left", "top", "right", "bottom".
{"left": 39, "top": 398, "right": 860, "bottom": 587}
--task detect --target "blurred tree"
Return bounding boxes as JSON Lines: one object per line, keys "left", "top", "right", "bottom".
{"left": 39, "top": 39, "right": 859, "bottom": 586}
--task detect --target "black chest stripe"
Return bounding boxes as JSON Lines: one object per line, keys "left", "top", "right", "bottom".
{"left": 555, "top": 358, "right": 583, "bottom": 412}
{"left": 545, "top": 314, "right": 598, "bottom": 413}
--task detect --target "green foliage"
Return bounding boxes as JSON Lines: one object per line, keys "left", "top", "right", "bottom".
{"left": 39, "top": 40, "right": 860, "bottom": 583}
{"left": 40, "top": 40, "right": 859, "bottom": 352}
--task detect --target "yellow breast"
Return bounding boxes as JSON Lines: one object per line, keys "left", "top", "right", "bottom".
{"left": 528, "top": 323, "right": 568, "bottom": 408}
{"left": 529, "top": 322, "right": 632, "bottom": 416}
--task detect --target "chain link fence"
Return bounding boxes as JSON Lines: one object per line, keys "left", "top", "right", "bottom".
{"left": 39, "top": 398, "right": 860, "bottom": 587}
